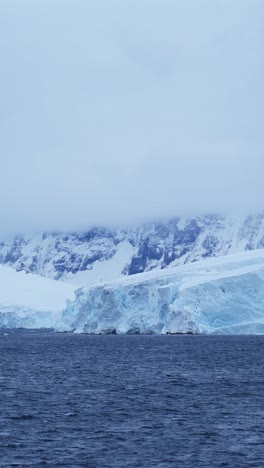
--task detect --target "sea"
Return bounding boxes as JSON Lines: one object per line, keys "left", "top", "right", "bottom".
{"left": 0, "top": 330, "right": 263, "bottom": 467}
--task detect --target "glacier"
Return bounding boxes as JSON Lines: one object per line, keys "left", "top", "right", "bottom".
{"left": 1, "top": 250, "right": 264, "bottom": 334}
{"left": 0, "top": 265, "right": 76, "bottom": 329}
{"left": 59, "top": 250, "right": 264, "bottom": 335}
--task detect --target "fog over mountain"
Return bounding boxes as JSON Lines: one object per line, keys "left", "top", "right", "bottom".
{"left": 0, "top": 0, "right": 263, "bottom": 235}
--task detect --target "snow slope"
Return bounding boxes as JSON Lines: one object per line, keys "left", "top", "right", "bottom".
{"left": 65, "top": 241, "right": 135, "bottom": 286}
{"left": 1, "top": 214, "right": 264, "bottom": 284}
{"left": 0, "top": 265, "right": 76, "bottom": 329}
{"left": 60, "top": 250, "right": 264, "bottom": 334}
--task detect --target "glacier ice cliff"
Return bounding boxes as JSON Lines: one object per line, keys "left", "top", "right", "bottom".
{"left": 59, "top": 250, "right": 264, "bottom": 334}
{"left": 1, "top": 250, "right": 264, "bottom": 334}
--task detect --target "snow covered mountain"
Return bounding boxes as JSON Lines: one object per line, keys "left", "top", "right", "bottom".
{"left": 60, "top": 250, "right": 264, "bottom": 335}
{"left": 1, "top": 214, "right": 264, "bottom": 286}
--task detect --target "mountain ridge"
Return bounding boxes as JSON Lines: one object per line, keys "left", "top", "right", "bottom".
{"left": 1, "top": 214, "right": 264, "bottom": 286}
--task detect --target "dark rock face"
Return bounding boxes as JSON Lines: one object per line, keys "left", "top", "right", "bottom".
{"left": 0, "top": 213, "right": 264, "bottom": 281}
{"left": 202, "top": 235, "right": 219, "bottom": 257}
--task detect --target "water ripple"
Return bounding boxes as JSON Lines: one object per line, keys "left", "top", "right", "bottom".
{"left": 0, "top": 331, "right": 263, "bottom": 467}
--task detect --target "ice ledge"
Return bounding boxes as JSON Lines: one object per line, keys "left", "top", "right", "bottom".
{"left": 59, "top": 249, "right": 264, "bottom": 334}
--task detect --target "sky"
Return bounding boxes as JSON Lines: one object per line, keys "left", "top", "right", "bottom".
{"left": 0, "top": 0, "right": 263, "bottom": 234}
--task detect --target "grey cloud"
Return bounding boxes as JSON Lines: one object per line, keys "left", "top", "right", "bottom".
{"left": 0, "top": 0, "right": 263, "bottom": 234}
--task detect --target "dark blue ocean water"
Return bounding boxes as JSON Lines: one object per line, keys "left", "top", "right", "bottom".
{"left": 0, "top": 331, "right": 263, "bottom": 467}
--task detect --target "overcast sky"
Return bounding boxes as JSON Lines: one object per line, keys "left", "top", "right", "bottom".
{"left": 0, "top": 0, "right": 263, "bottom": 234}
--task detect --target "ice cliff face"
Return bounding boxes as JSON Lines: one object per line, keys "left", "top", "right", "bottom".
{"left": 1, "top": 250, "right": 264, "bottom": 334}
{"left": 60, "top": 250, "right": 264, "bottom": 334}
{"left": 1, "top": 214, "right": 264, "bottom": 285}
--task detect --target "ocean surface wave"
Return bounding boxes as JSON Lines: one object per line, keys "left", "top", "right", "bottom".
{"left": 0, "top": 330, "right": 263, "bottom": 467}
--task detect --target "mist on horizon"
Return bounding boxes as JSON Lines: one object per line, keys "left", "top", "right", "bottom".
{"left": 0, "top": 0, "right": 263, "bottom": 236}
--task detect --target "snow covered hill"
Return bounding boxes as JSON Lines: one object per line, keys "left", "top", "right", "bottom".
{"left": 0, "top": 214, "right": 264, "bottom": 285}
{"left": 0, "top": 265, "right": 76, "bottom": 329}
